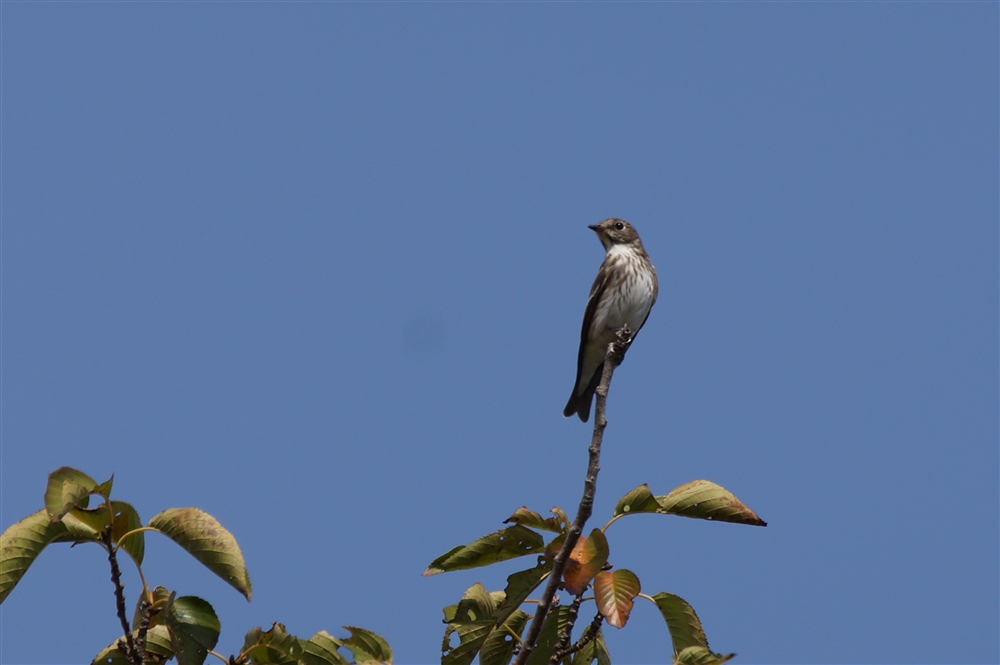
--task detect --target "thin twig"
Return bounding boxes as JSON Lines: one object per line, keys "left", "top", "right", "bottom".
{"left": 134, "top": 600, "right": 160, "bottom": 659}
{"left": 550, "top": 594, "right": 584, "bottom": 663}
{"left": 512, "top": 326, "right": 633, "bottom": 665}
{"left": 103, "top": 529, "right": 142, "bottom": 665}
{"left": 554, "top": 612, "right": 605, "bottom": 661}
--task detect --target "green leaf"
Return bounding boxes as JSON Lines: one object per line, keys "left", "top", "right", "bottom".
{"left": 525, "top": 605, "right": 571, "bottom": 665}
{"left": 45, "top": 466, "right": 97, "bottom": 522}
{"left": 142, "top": 624, "right": 175, "bottom": 659}
{"left": 594, "top": 628, "right": 611, "bottom": 665}
{"left": 612, "top": 484, "right": 662, "bottom": 517}
{"left": 657, "top": 480, "right": 766, "bottom": 526}
{"left": 674, "top": 646, "right": 736, "bottom": 665}
{"left": 0, "top": 509, "right": 69, "bottom": 604}
{"left": 493, "top": 562, "right": 549, "bottom": 623}
{"left": 441, "top": 583, "right": 495, "bottom": 665}
{"left": 342, "top": 626, "right": 393, "bottom": 665}
{"left": 442, "top": 619, "right": 492, "bottom": 665}
{"left": 167, "top": 595, "right": 221, "bottom": 665}
{"left": 55, "top": 506, "right": 107, "bottom": 543}
{"left": 301, "top": 631, "right": 350, "bottom": 665}
{"left": 44, "top": 467, "right": 99, "bottom": 520}
{"left": 148, "top": 507, "right": 252, "bottom": 600}
{"left": 650, "top": 592, "right": 709, "bottom": 653}
{"left": 110, "top": 501, "right": 144, "bottom": 566}
{"left": 241, "top": 623, "right": 303, "bottom": 665}
{"left": 93, "top": 474, "right": 115, "bottom": 500}
{"left": 503, "top": 507, "right": 566, "bottom": 533}
{"left": 455, "top": 582, "right": 502, "bottom": 622}
{"left": 423, "top": 525, "right": 545, "bottom": 575}
{"left": 563, "top": 529, "right": 609, "bottom": 596}
{"left": 90, "top": 638, "right": 130, "bottom": 665}
{"left": 479, "top": 609, "right": 529, "bottom": 665}
{"left": 593, "top": 569, "right": 640, "bottom": 629}
{"left": 91, "top": 624, "right": 175, "bottom": 665}
{"left": 132, "top": 585, "right": 173, "bottom": 632}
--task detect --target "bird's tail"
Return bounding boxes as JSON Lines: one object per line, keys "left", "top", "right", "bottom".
{"left": 562, "top": 362, "right": 604, "bottom": 423}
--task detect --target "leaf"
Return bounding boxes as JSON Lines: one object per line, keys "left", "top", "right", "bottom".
{"left": 342, "top": 626, "right": 393, "bottom": 665}
{"left": 143, "top": 624, "right": 175, "bottom": 658}
{"left": 593, "top": 628, "right": 611, "bottom": 665}
{"left": 44, "top": 467, "right": 98, "bottom": 521}
{"left": 524, "top": 605, "right": 571, "bottom": 665}
{"left": 504, "top": 507, "right": 565, "bottom": 533}
{"left": 562, "top": 529, "right": 609, "bottom": 596}
{"left": 424, "top": 525, "right": 545, "bottom": 575}
{"left": 493, "top": 562, "right": 549, "bottom": 623}
{"left": 91, "top": 624, "right": 175, "bottom": 665}
{"left": 551, "top": 507, "right": 570, "bottom": 529}
{"left": 657, "top": 480, "right": 766, "bottom": 526}
{"left": 56, "top": 506, "right": 107, "bottom": 543}
{"left": 132, "top": 585, "right": 173, "bottom": 633}
{"left": 454, "top": 582, "right": 501, "bottom": 623}
{"left": 241, "top": 623, "right": 303, "bottom": 664}
{"left": 110, "top": 501, "right": 144, "bottom": 566}
{"left": 167, "top": 595, "right": 221, "bottom": 665}
{"left": 148, "top": 508, "right": 252, "bottom": 600}
{"left": 544, "top": 533, "right": 566, "bottom": 559}
{"left": 0, "top": 509, "right": 69, "bottom": 604}
{"left": 94, "top": 474, "right": 115, "bottom": 500}
{"left": 612, "top": 484, "right": 662, "bottom": 517}
{"left": 674, "top": 646, "right": 736, "bottom": 665}
{"left": 593, "top": 569, "right": 640, "bottom": 628}
{"left": 479, "top": 609, "right": 528, "bottom": 665}
{"left": 301, "top": 631, "right": 350, "bottom": 665}
{"left": 650, "top": 592, "right": 709, "bottom": 653}
{"left": 90, "top": 639, "right": 130, "bottom": 665}
{"left": 441, "top": 584, "right": 497, "bottom": 665}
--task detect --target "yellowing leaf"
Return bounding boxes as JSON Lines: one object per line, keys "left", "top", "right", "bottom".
{"left": 657, "top": 480, "right": 766, "bottom": 526}
{"left": 148, "top": 508, "right": 251, "bottom": 600}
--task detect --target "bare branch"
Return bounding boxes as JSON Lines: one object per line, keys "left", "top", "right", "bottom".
{"left": 102, "top": 529, "right": 143, "bottom": 665}
{"left": 512, "top": 326, "right": 633, "bottom": 665}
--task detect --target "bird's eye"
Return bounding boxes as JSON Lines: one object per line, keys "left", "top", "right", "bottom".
{"left": 614, "top": 222, "right": 625, "bottom": 230}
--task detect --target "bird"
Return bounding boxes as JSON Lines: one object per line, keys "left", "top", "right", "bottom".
{"left": 563, "top": 218, "right": 658, "bottom": 422}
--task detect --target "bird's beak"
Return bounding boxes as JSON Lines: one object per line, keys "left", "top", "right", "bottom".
{"left": 587, "top": 224, "right": 600, "bottom": 232}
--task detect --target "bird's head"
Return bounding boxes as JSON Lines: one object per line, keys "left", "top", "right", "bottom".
{"left": 588, "top": 218, "right": 641, "bottom": 250}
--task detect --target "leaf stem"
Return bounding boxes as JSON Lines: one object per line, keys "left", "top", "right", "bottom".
{"left": 114, "top": 526, "right": 161, "bottom": 551}
{"left": 601, "top": 514, "right": 625, "bottom": 532}
{"left": 207, "top": 649, "right": 230, "bottom": 665}
{"left": 511, "top": 326, "right": 633, "bottom": 665}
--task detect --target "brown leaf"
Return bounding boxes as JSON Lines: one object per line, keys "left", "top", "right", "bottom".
{"left": 562, "top": 529, "right": 609, "bottom": 596}
{"left": 593, "top": 569, "right": 640, "bottom": 628}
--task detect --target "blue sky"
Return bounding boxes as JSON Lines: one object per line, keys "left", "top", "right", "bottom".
{"left": 1, "top": 3, "right": 997, "bottom": 664}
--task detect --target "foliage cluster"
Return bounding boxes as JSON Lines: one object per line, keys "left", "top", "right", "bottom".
{"left": 424, "top": 480, "right": 765, "bottom": 665}
{"left": 0, "top": 467, "right": 392, "bottom": 665}
{"left": 2, "top": 336, "right": 766, "bottom": 665}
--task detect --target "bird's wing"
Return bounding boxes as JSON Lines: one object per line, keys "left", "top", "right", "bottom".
{"left": 573, "top": 260, "right": 613, "bottom": 391}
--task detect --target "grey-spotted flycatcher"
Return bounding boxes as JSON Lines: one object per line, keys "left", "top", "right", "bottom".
{"left": 564, "top": 218, "right": 658, "bottom": 422}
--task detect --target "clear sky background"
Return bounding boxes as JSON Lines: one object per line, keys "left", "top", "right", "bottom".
{"left": 1, "top": 3, "right": 997, "bottom": 664}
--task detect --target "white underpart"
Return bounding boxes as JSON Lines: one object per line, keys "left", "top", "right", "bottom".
{"left": 575, "top": 243, "right": 657, "bottom": 394}
{"left": 591, "top": 244, "right": 657, "bottom": 334}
